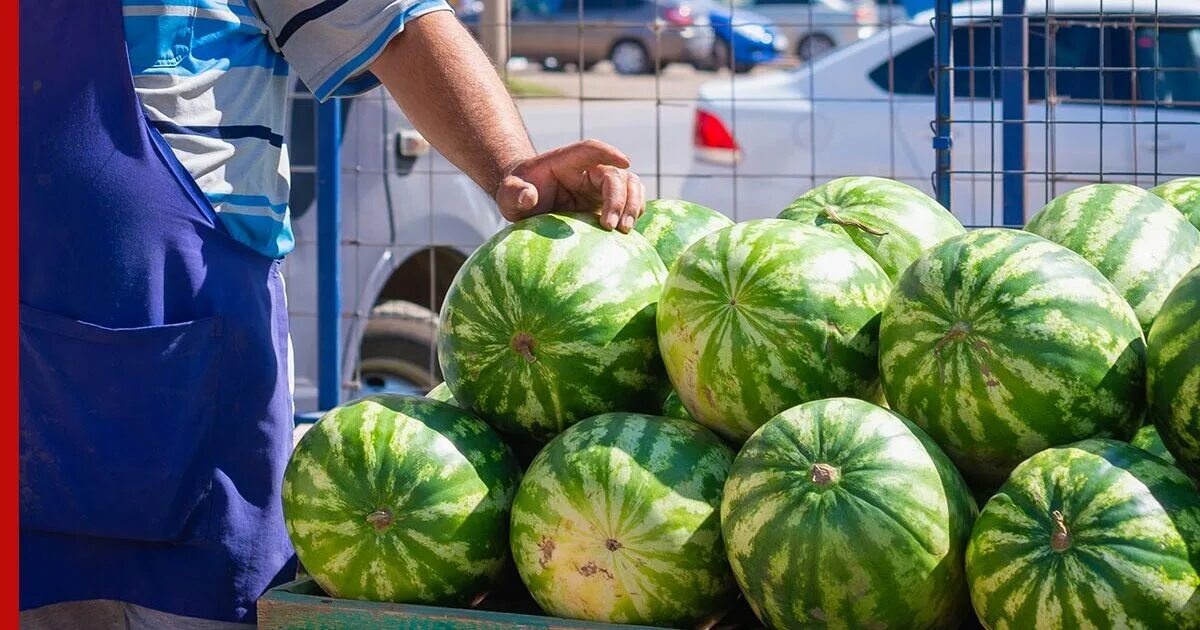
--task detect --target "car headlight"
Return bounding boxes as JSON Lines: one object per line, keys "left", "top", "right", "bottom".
{"left": 737, "top": 24, "right": 771, "bottom": 43}
{"left": 773, "top": 33, "right": 789, "bottom": 51}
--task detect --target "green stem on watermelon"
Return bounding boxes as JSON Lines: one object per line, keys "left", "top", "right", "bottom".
{"left": 822, "top": 206, "right": 889, "bottom": 237}
{"left": 1050, "top": 510, "right": 1072, "bottom": 552}
{"left": 809, "top": 463, "right": 840, "bottom": 486}
{"left": 511, "top": 332, "right": 537, "bottom": 363}
{"left": 366, "top": 509, "right": 394, "bottom": 532}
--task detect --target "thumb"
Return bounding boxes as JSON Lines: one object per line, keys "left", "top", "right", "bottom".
{"left": 495, "top": 175, "right": 539, "bottom": 219}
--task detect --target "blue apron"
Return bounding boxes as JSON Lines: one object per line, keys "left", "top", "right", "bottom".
{"left": 20, "top": 0, "right": 297, "bottom": 622}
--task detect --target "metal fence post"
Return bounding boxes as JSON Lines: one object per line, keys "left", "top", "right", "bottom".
{"left": 933, "top": 0, "right": 954, "bottom": 211}
{"left": 480, "top": 0, "right": 511, "bottom": 71}
{"left": 1001, "top": 0, "right": 1027, "bottom": 225}
{"left": 317, "top": 99, "right": 343, "bottom": 411}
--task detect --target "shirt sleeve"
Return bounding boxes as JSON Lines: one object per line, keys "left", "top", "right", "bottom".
{"left": 253, "top": 0, "right": 454, "bottom": 101}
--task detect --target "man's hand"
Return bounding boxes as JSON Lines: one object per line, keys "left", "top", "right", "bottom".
{"left": 370, "top": 12, "right": 644, "bottom": 233}
{"left": 495, "top": 140, "right": 645, "bottom": 233}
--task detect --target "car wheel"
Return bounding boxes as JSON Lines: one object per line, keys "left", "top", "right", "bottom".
{"left": 713, "top": 39, "right": 754, "bottom": 73}
{"left": 358, "top": 300, "right": 440, "bottom": 397}
{"left": 610, "top": 40, "right": 652, "bottom": 75}
{"left": 797, "top": 34, "right": 835, "bottom": 62}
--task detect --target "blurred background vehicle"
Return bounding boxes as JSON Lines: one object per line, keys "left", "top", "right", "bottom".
{"left": 683, "top": 0, "right": 1200, "bottom": 226}
{"left": 705, "top": 1, "right": 788, "bottom": 72}
{"left": 460, "top": 0, "right": 715, "bottom": 74}
{"left": 718, "top": 0, "right": 902, "bottom": 63}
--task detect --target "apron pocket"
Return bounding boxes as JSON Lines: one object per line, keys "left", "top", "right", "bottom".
{"left": 19, "top": 304, "right": 222, "bottom": 543}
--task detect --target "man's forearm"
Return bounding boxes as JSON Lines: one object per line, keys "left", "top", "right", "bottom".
{"left": 370, "top": 11, "right": 535, "bottom": 198}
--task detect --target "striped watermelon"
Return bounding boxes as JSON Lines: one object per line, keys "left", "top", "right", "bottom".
{"left": 510, "top": 413, "right": 736, "bottom": 626}
{"left": 657, "top": 219, "right": 892, "bottom": 442}
{"left": 438, "top": 213, "right": 667, "bottom": 444}
{"left": 722, "top": 398, "right": 977, "bottom": 629}
{"left": 282, "top": 395, "right": 521, "bottom": 604}
{"left": 660, "top": 390, "right": 695, "bottom": 423}
{"left": 633, "top": 199, "right": 733, "bottom": 270}
{"left": 426, "top": 382, "right": 457, "bottom": 405}
{"left": 778, "top": 176, "right": 965, "bottom": 281}
{"left": 880, "top": 228, "right": 1146, "bottom": 489}
{"left": 1151, "top": 176, "right": 1200, "bottom": 231}
{"left": 1026, "top": 183, "right": 1200, "bottom": 332}
{"left": 1148, "top": 264, "right": 1200, "bottom": 482}
{"left": 966, "top": 439, "right": 1200, "bottom": 629}
{"left": 1131, "top": 424, "right": 1176, "bottom": 464}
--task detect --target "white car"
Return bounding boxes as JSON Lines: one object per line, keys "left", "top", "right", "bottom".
{"left": 682, "top": 0, "right": 1200, "bottom": 227}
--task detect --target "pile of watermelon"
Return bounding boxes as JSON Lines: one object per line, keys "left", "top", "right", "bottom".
{"left": 282, "top": 179, "right": 1200, "bottom": 629}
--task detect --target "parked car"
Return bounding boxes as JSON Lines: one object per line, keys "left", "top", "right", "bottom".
{"left": 707, "top": 3, "right": 789, "bottom": 72}
{"left": 682, "top": 0, "right": 1200, "bottom": 226}
{"left": 460, "top": 0, "right": 715, "bottom": 74}
{"left": 716, "top": 0, "right": 898, "bottom": 63}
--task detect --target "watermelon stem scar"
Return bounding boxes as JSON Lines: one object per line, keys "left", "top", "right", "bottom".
{"left": 605, "top": 538, "right": 622, "bottom": 551}
{"left": 809, "top": 463, "right": 840, "bottom": 486}
{"left": 822, "top": 205, "right": 888, "bottom": 237}
{"left": 365, "top": 508, "right": 394, "bottom": 532}
{"left": 511, "top": 332, "right": 537, "bottom": 363}
{"left": 1050, "top": 510, "right": 1072, "bottom": 552}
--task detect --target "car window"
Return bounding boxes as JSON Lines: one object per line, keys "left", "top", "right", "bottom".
{"left": 582, "top": 0, "right": 635, "bottom": 9}
{"left": 1132, "top": 23, "right": 1200, "bottom": 109}
{"left": 1041, "top": 20, "right": 1199, "bottom": 110}
{"left": 866, "top": 25, "right": 1006, "bottom": 99}
{"left": 514, "top": 0, "right": 573, "bottom": 16}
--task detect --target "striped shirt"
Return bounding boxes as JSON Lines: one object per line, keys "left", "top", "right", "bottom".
{"left": 122, "top": 0, "right": 452, "bottom": 258}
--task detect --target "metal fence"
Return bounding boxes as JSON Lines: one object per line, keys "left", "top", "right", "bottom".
{"left": 283, "top": 0, "right": 1199, "bottom": 414}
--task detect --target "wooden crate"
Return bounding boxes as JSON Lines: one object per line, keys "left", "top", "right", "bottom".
{"left": 259, "top": 577, "right": 684, "bottom": 629}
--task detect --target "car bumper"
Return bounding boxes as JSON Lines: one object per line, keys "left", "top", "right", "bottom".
{"left": 661, "top": 28, "right": 715, "bottom": 64}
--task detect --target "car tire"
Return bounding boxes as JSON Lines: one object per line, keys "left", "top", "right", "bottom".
{"left": 797, "top": 34, "right": 835, "bottom": 62}
{"left": 609, "top": 39, "right": 652, "bottom": 75}
{"left": 713, "top": 39, "right": 754, "bottom": 74}
{"left": 358, "top": 300, "right": 441, "bottom": 396}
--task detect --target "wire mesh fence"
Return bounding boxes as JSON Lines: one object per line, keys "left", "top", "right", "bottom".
{"left": 281, "top": 0, "right": 1199, "bottom": 413}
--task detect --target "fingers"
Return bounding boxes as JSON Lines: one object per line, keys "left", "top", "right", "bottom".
{"left": 553, "top": 139, "right": 631, "bottom": 172}
{"left": 591, "top": 166, "right": 628, "bottom": 232}
{"left": 495, "top": 174, "right": 539, "bottom": 221}
{"left": 620, "top": 171, "right": 645, "bottom": 233}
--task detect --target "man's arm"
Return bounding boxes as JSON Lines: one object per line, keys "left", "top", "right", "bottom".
{"left": 368, "top": 10, "right": 644, "bottom": 232}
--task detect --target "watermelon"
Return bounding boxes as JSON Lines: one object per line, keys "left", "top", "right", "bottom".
{"left": 438, "top": 213, "right": 667, "bottom": 443}
{"left": 633, "top": 199, "right": 733, "bottom": 270}
{"left": 722, "top": 398, "right": 977, "bottom": 629}
{"left": 1148, "top": 264, "right": 1200, "bottom": 481}
{"left": 510, "top": 413, "right": 736, "bottom": 626}
{"left": 1131, "top": 424, "right": 1176, "bottom": 464}
{"left": 778, "top": 176, "right": 965, "bottom": 281}
{"left": 966, "top": 439, "right": 1200, "bottom": 629}
{"left": 1150, "top": 176, "right": 1200, "bottom": 231}
{"left": 425, "top": 381, "right": 457, "bottom": 405}
{"left": 282, "top": 395, "right": 521, "bottom": 604}
{"left": 880, "top": 228, "right": 1146, "bottom": 489}
{"left": 1026, "top": 183, "right": 1200, "bottom": 332}
{"left": 657, "top": 219, "right": 891, "bottom": 442}
{"left": 660, "top": 389, "right": 694, "bottom": 423}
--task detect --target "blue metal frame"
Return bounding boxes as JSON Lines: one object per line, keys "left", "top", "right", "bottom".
{"left": 933, "top": 0, "right": 953, "bottom": 210}
{"left": 317, "top": 99, "right": 343, "bottom": 412}
{"left": 1000, "top": 0, "right": 1027, "bottom": 225}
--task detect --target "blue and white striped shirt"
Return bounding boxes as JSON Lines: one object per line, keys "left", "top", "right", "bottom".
{"left": 122, "top": 0, "right": 452, "bottom": 258}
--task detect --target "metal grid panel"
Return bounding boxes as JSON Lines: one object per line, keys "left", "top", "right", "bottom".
{"left": 282, "top": 0, "right": 1197, "bottom": 412}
